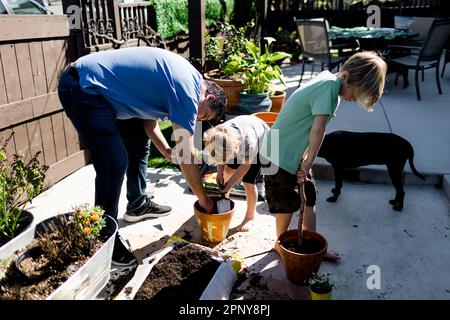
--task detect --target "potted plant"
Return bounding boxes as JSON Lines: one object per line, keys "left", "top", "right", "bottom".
{"left": 309, "top": 272, "right": 336, "bottom": 300}
{"left": 0, "top": 135, "right": 48, "bottom": 248}
{"left": 0, "top": 204, "right": 118, "bottom": 300}
{"left": 203, "top": 21, "right": 256, "bottom": 111}
{"left": 223, "top": 37, "right": 291, "bottom": 114}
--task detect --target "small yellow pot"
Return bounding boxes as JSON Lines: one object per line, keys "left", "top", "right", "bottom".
{"left": 310, "top": 289, "right": 332, "bottom": 300}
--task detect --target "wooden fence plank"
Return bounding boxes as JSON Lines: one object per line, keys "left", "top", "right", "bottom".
{"left": 29, "top": 42, "right": 48, "bottom": 96}
{"left": 0, "top": 99, "right": 33, "bottom": 130}
{"left": 0, "top": 44, "right": 21, "bottom": 103}
{"left": 51, "top": 113, "right": 68, "bottom": 161}
{"left": 45, "top": 149, "right": 89, "bottom": 188}
{"left": 26, "top": 119, "right": 44, "bottom": 164}
{"left": 15, "top": 43, "right": 35, "bottom": 100}
{"left": 62, "top": 113, "right": 80, "bottom": 155}
{"left": 0, "top": 58, "right": 7, "bottom": 105}
{"left": 0, "top": 128, "right": 16, "bottom": 161}
{"left": 0, "top": 15, "right": 70, "bottom": 42}
{"left": 0, "top": 93, "right": 61, "bottom": 130}
{"left": 38, "top": 117, "right": 57, "bottom": 165}
{"left": 12, "top": 124, "right": 30, "bottom": 161}
{"left": 42, "top": 40, "right": 67, "bottom": 93}
{"left": 32, "top": 92, "right": 61, "bottom": 118}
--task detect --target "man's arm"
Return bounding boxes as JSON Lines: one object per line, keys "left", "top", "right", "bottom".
{"left": 297, "top": 115, "right": 328, "bottom": 181}
{"left": 172, "top": 123, "right": 214, "bottom": 213}
{"left": 143, "top": 120, "right": 172, "bottom": 161}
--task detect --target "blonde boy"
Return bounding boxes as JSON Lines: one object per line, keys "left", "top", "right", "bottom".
{"left": 204, "top": 115, "right": 269, "bottom": 231}
{"left": 260, "top": 51, "right": 388, "bottom": 260}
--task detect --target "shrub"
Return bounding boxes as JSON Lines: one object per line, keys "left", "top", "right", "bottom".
{"left": 149, "top": 0, "right": 235, "bottom": 39}
{"left": 0, "top": 134, "right": 48, "bottom": 243}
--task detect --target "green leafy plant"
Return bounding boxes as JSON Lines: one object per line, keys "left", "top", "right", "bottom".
{"left": 309, "top": 272, "right": 336, "bottom": 294}
{"left": 223, "top": 37, "right": 291, "bottom": 94}
{"left": 0, "top": 135, "right": 48, "bottom": 244}
{"left": 204, "top": 20, "right": 256, "bottom": 78}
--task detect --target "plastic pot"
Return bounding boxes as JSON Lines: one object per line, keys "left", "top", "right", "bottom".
{"left": 310, "top": 288, "right": 332, "bottom": 300}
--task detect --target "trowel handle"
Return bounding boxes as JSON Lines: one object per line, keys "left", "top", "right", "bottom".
{"left": 218, "top": 183, "right": 226, "bottom": 199}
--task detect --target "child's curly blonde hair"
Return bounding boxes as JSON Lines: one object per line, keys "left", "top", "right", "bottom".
{"left": 203, "top": 125, "right": 241, "bottom": 165}
{"left": 340, "top": 51, "right": 388, "bottom": 111}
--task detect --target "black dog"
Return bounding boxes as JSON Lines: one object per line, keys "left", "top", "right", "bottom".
{"left": 317, "top": 131, "right": 425, "bottom": 211}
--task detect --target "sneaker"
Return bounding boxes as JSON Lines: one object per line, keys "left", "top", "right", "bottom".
{"left": 111, "top": 234, "right": 137, "bottom": 267}
{"left": 123, "top": 196, "right": 172, "bottom": 222}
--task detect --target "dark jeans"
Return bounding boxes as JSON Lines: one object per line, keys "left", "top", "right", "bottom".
{"left": 117, "top": 119, "right": 150, "bottom": 211}
{"left": 57, "top": 66, "right": 149, "bottom": 222}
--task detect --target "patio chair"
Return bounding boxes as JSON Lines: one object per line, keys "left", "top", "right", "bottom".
{"left": 295, "top": 18, "right": 355, "bottom": 87}
{"left": 441, "top": 44, "right": 450, "bottom": 78}
{"left": 388, "top": 17, "right": 450, "bottom": 100}
{"left": 394, "top": 16, "right": 434, "bottom": 47}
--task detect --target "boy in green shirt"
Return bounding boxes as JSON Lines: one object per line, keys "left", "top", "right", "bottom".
{"left": 260, "top": 51, "right": 388, "bottom": 261}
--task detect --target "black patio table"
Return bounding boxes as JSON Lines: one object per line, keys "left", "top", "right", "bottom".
{"left": 328, "top": 26, "right": 418, "bottom": 51}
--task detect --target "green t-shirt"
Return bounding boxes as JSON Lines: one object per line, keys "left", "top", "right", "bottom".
{"left": 260, "top": 71, "right": 341, "bottom": 174}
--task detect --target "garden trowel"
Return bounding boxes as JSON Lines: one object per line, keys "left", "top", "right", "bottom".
{"left": 217, "top": 184, "right": 231, "bottom": 213}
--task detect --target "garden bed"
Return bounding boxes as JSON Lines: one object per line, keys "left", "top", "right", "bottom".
{"left": 0, "top": 208, "right": 116, "bottom": 300}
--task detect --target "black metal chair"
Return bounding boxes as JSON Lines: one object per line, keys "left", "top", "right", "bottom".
{"left": 294, "top": 18, "right": 355, "bottom": 87}
{"left": 388, "top": 17, "right": 450, "bottom": 100}
{"left": 441, "top": 46, "right": 450, "bottom": 78}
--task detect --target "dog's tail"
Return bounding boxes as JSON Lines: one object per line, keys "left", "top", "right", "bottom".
{"left": 408, "top": 153, "right": 426, "bottom": 181}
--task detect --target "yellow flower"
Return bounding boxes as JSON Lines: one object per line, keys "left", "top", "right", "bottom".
{"left": 91, "top": 213, "right": 100, "bottom": 222}
{"left": 83, "top": 227, "right": 91, "bottom": 235}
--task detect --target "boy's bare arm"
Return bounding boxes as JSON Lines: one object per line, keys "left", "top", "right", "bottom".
{"left": 298, "top": 115, "right": 328, "bottom": 179}
{"left": 172, "top": 123, "right": 214, "bottom": 213}
{"left": 222, "top": 162, "right": 251, "bottom": 193}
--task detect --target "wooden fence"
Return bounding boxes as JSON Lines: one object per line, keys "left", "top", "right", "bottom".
{"left": 0, "top": 15, "right": 87, "bottom": 188}
{"left": 66, "top": 0, "right": 190, "bottom": 58}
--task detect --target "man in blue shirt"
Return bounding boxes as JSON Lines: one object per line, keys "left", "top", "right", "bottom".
{"left": 58, "top": 47, "right": 227, "bottom": 266}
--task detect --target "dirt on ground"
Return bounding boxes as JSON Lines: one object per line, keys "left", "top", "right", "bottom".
{"left": 230, "top": 273, "right": 310, "bottom": 300}
{"left": 133, "top": 243, "right": 221, "bottom": 301}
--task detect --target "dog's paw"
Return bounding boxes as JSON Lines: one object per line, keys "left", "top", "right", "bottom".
{"left": 389, "top": 199, "right": 397, "bottom": 206}
{"left": 392, "top": 205, "right": 403, "bottom": 211}
{"left": 327, "top": 196, "right": 338, "bottom": 202}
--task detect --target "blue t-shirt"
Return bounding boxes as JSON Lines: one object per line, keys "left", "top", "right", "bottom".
{"left": 75, "top": 47, "right": 203, "bottom": 133}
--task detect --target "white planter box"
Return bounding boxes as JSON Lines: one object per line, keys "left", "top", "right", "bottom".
{"left": 0, "top": 213, "right": 117, "bottom": 300}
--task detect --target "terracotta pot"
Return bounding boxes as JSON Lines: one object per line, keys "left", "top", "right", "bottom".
{"left": 278, "top": 229, "right": 327, "bottom": 285}
{"left": 310, "top": 288, "right": 332, "bottom": 300}
{"left": 204, "top": 71, "right": 245, "bottom": 111}
{"left": 194, "top": 197, "right": 235, "bottom": 243}
{"left": 252, "top": 112, "right": 279, "bottom": 128}
{"left": 269, "top": 90, "right": 286, "bottom": 113}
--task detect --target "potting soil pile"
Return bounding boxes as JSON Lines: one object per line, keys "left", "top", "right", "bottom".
{"left": 133, "top": 243, "right": 221, "bottom": 301}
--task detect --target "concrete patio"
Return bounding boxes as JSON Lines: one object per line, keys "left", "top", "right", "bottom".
{"left": 24, "top": 61, "right": 450, "bottom": 300}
